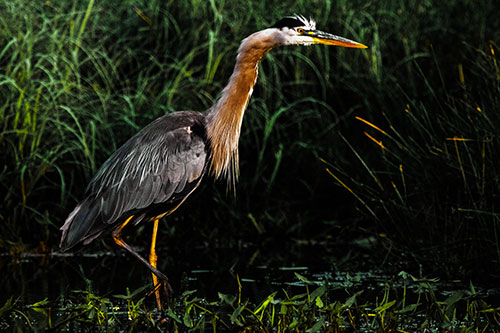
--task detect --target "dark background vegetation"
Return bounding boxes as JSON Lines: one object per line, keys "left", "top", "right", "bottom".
{"left": 1, "top": 0, "right": 500, "bottom": 306}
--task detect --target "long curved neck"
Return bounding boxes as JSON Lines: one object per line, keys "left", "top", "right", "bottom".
{"left": 206, "top": 29, "right": 275, "bottom": 188}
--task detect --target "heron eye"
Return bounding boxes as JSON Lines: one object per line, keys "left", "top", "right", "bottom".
{"left": 297, "top": 28, "right": 304, "bottom": 34}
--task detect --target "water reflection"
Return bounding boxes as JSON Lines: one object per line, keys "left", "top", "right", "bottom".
{"left": 3, "top": 238, "right": 499, "bottom": 309}
{"left": 2, "top": 241, "right": 499, "bottom": 331}
{"left": 1, "top": 241, "right": 349, "bottom": 304}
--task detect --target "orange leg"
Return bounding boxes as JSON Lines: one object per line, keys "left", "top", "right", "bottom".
{"left": 112, "top": 216, "right": 170, "bottom": 283}
{"left": 113, "top": 215, "right": 134, "bottom": 239}
{"left": 149, "top": 217, "right": 163, "bottom": 310}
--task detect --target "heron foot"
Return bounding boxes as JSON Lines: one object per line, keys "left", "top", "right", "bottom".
{"left": 151, "top": 272, "right": 174, "bottom": 296}
{"left": 147, "top": 278, "right": 173, "bottom": 311}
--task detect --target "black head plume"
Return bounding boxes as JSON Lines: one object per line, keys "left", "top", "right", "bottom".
{"left": 270, "top": 15, "right": 316, "bottom": 30}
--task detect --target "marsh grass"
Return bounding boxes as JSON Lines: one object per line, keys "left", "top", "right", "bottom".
{"left": 1, "top": 271, "right": 498, "bottom": 331}
{"left": 323, "top": 41, "right": 500, "bottom": 277}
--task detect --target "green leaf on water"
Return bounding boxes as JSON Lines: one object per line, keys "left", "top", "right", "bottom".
{"left": 31, "top": 298, "right": 49, "bottom": 308}
{"left": 289, "top": 318, "right": 299, "bottom": 329}
{"left": 218, "top": 292, "right": 236, "bottom": 305}
{"left": 30, "top": 299, "right": 50, "bottom": 316}
{"left": 166, "top": 307, "right": 182, "bottom": 323}
{"left": 295, "top": 272, "right": 312, "bottom": 284}
{"left": 443, "top": 291, "right": 464, "bottom": 306}
{"left": 181, "top": 289, "right": 198, "bottom": 298}
{"left": 183, "top": 309, "right": 193, "bottom": 327}
{"left": 306, "top": 315, "right": 326, "bottom": 332}
{"left": 344, "top": 290, "right": 364, "bottom": 308}
{"left": 397, "top": 303, "right": 419, "bottom": 313}
{"left": 231, "top": 304, "right": 245, "bottom": 325}
{"left": 375, "top": 299, "right": 396, "bottom": 313}
{"left": 0, "top": 297, "right": 15, "bottom": 317}
{"left": 309, "top": 285, "right": 326, "bottom": 301}
{"left": 469, "top": 281, "right": 477, "bottom": 295}
{"left": 315, "top": 297, "right": 324, "bottom": 308}
{"left": 289, "top": 292, "right": 308, "bottom": 301}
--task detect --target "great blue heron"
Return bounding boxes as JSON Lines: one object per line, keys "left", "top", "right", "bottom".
{"left": 60, "top": 15, "right": 367, "bottom": 309}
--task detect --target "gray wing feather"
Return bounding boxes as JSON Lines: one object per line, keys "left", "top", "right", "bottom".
{"left": 60, "top": 112, "right": 207, "bottom": 251}
{"left": 97, "top": 126, "right": 207, "bottom": 222}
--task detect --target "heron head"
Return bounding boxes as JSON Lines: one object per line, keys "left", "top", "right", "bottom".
{"left": 270, "top": 15, "right": 367, "bottom": 48}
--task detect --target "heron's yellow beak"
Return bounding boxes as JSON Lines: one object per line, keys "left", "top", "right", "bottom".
{"left": 307, "top": 30, "right": 367, "bottom": 48}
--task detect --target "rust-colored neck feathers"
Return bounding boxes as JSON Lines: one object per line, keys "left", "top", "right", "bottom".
{"left": 206, "top": 29, "right": 276, "bottom": 189}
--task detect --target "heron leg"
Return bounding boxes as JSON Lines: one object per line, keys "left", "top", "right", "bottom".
{"left": 149, "top": 217, "right": 166, "bottom": 310}
{"left": 112, "top": 216, "right": 169, "bottom": 283}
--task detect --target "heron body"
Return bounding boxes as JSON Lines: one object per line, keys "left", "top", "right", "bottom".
{"left": 60, "top": 15, "right": 366, "bottom": 308}
{"left": 60, "top": 111, "right": 207, "bottom": 250}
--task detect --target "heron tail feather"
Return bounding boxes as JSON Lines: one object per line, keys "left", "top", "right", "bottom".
{"left": 59, "top": 199, "right": 100, "bottom": 251}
